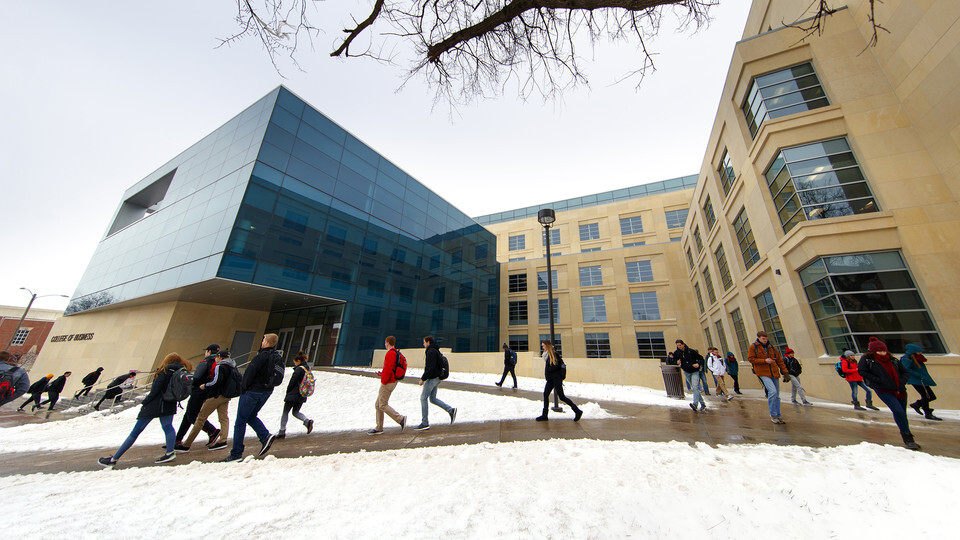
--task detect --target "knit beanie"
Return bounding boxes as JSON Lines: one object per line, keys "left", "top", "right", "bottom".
{"left": 784, "top": 347, "right": 794, "bottom": 355}
{"left": 867, "top": 337, "right": 887, "bottom": 354}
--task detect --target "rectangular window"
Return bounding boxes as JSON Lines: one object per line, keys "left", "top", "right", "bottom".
{"left": 730, "top": 307, "right": 750, "bottom": 361}
{"left": 579, "top": 222, "right": 600, "bottom": 241}
{"left": 508, "top": 235, "right": 525, "bottom": 251}
{"left": 537, "top": 270, "right": 558, "bottom": 290}
{"left": 538, "top": 298, "right": 559, "bottom": 324}
{"left": 508, "top": 273, "right": 527, "bottom": 293}
{"left": 623, "top": 241, "right": 646, "bottom": 248}
{"left": 581, "top": 295, "right": 607, "bottom": 323}
{"left": 765, "top": 137, "right": 879, "bottom": 233}
{"left": 625, "top": 260, "right": 654, "bottom": 283}
{"left": 581, "top": 247, "right": 601, "bottom": 253}
{"left": 585, "top": 333, "right": 612, "bottom": 358}
{"left": 742, "top": 62, "right": 829, "bottom": 138}
{"left": 509, "top": 334, "right": 529, "bottom": 352}
{"left": 703, "top": 327, "right": 713, "bottom": 348}
{"left": 539, "top": 334, "right": 562, "bottom": 356}
{"left": 665, "top": 208, "right": 689, "bottom": 229}
{"left": 579, "top": 265, "right": 603, "bottom": 287}
{"left": 694, "top": 282, "right": 705, "bottom": 314}
{"left": 733, "top": 208, "right": 760, "bottom": 270}
{"left": 754, "top": 289, "right": 787, "bottom": 348}
{"left": 702, "top": 196, "right": 716, "bottom": 230}
{"left": 714, "top": 319, "right": 730, "bottom": 355}
{"left": 702, "top": 266, "right": 717, "bottom": 305}
{"left": 509, "top": 301, "right": 528, "bottom": 326}
{"left": 686, "top": 248, "right": 695, "bottom": 271}
{"left": 542, "top": 229, "right": 561, "bottom": 246}
{"left": 798, "top": 250, "right": 945, "bottom": 355}
{"left": 11, "top": 329, "right": 29, "bottom": 346}
{"left": 630, "top": 291, "right": 661, "bottom": 321}
{"left": 619, "top": 216, "right": 644, "bottom": 235}
{"left": 508, "top": 257, "right": 526, "bottom": 262}
{"left": 693, "top": 226, "right": 703, "bottom": 254}
{"left": 636, "top": 331, "right": 667, "bottom": 358}
{"left": 715, "top": 244, "right": 732, "bottom": 291}
{"left": 718, "top": 149, "right": 736, "bottom": 195}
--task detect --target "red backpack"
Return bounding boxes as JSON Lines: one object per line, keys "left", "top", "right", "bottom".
{"left": 393, "top": 349, "right": 407, "bottom": 381}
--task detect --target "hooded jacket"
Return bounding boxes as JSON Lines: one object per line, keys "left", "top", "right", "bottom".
{"left": 81, "top": 369, "right": 103, "bottom": 387}
{"left": 47, "top": 375, "right": 67, "bottom": 394}
{"left": 900, "top": 344, "right": 936, "bottom": 387}
{"left": 725, "top": 353, "right": 739, "bottom": 376}
{"left": 422, "top": 342, "right": 443, "bottom": 381}
{"left": 242, "top": 347, "right": 277, "bottom": 393}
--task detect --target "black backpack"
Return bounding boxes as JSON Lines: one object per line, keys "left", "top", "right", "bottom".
{"left": 162, "top": 368, "right": 193, "bottom": 402}
{"left": 438, "top": 353, "right": 450, "bottom": 380}
{"left": 221, "top": 364, "right": 243, "bottom": 398}
{"left": 269, "top": 350, "right": 285, "bottom": 387}
{"left": 786, "top": 357, "right": 802, "bottom": 377}
{"left": 0, "top": 366, "right": 21, "bottom": 402}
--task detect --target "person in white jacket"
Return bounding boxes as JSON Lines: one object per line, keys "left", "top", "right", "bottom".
{"left": 707, "top": 347, "right": 734, "bottom": 401}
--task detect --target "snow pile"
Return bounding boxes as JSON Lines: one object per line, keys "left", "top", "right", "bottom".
{"left": 5, "top": 439, "right": 954, "bottom": 538}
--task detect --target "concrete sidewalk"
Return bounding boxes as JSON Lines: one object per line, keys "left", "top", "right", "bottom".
{"left": 1, "top": 368, "right": 957, "bottom": 476}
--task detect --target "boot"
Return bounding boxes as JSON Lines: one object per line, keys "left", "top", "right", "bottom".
{"left": 909, "top": 401, "right": 923, "bottom": 415}
{"left": 852, "top": 401, "right": 866, "bottom": 411}
{"left": 901, "top": 433, "right": 921, "bottom": 451}
{"left": 536, "top": 409, "right": 548, "bottom": 421}
{"left": 924, "top": 411, "right": 943, "bottom": 421}
{"left": 573, "top": 406, "right": 583, "bottom": 422}
{"left": 864, "top": 398, "right": 880, "bottom": 411}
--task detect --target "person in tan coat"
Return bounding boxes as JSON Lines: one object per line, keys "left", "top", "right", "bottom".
{"left": 747, "top": 331, "right": 790, "bottom": 424}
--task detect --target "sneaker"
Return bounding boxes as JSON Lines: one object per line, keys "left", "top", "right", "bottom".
{"left": 791, "top": 400, "right": 800, "bottom": 404}
{"left": 275, "top": 431, "right": 286, "bottom": 439}
{"left": 174, "top": 443, "right": 190, "bottom": 453}
{"left": 208, "top": 441, "right": 228, "bottom": 451}
{"left": 399, "top": 415, "right": 407, "bottom": 432}
{"left": 771, "top": 416, "right": 781, "bottom": 424}
{"left": 413, "top": 423, "right": 431, "bottom": 431}
{"left": 97, "top": 457, "right": 117, "bottom": 468}
{"left": 726, "top": 395, "right": 734, "bottom": 402}
{"left": 207, "top": 428, "right": 221, "bottom": 446}
{"left": 220, "top": 454, "right": 242, "bottom": 462}
{"left": 689, "top": 403, "right": 698, "bottom": 412}
{"left": 699, "top": 403, "right": 706, "bottom": 411}
{"left": 367, "top": 428, "right": 384, "bottom": 435}
{"left": 449, "top": 408, "right": 457, "bottom": 424}
{"left": 258, "top": 434, "right": 276, "bottom": 457}
{"left": 803, "top": 401, "right": 813, "bottom": 406}
{"left": 155, "top": 452, "right": 176, "bottom": 464}
{"left": 305, "top": 420, "right": 314, "bottom": 434}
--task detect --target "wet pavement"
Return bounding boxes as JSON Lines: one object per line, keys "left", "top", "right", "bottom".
{"left": 1, "top": 368, "right": 957, "bottom": 476}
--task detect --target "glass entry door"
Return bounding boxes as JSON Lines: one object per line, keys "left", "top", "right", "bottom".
{"left": 277, "top": 327, "right": 295, "bottom": 364}
{"left": 300, "top": 324, "right": 340, "bottom": 366}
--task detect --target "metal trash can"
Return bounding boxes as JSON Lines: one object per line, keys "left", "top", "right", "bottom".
{"left": 660, "top": 364, "right": 685, "bottom": 399}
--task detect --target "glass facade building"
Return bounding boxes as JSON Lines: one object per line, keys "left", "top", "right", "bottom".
{"left": 67, "top": 87, "right": 498, "bottom": 365}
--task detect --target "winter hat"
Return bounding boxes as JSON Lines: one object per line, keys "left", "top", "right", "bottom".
{"left": 46, "top": 373, "right": 54, "bottom": 378}
{"left": 502, "top": 343, "right": 508, "bottom": 349}
{"left": 205, "top": 344, "right": 220, "bottom": 353}
{"left": 842, "top": 350, "right": 855, "bottom": 359}
{"left": 784, "top": 347, "right": 795, "bottom": 355}
{"left": 904, "top": 344, "right": 922, "bottom": 356}
{"left": 96, "top": 367, "right": 104, "bottom": 371}
{"left": 867, "top": 337, "right": 888, "bottom": 354}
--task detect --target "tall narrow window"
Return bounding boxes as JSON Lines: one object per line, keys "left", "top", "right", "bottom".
{"left": 625, "top": 260, "right": 654, "bottom": 283}
{"left": 630, "top": 292, "right": 660, "bottom": 321}
{"left": 582, "top": 295, "right": 607, "bottom": 322}
{"left": 508, "top": 235, "right": 525, "bottom": 251}
{"left": 742, "top": 62, "right": 829, "bottom": 137}
{"left": 579, "top": 265, "right": 603, "bottom": 287}
{"left": 686, "top": 248, "right": 695, "bottom": 271}
{"left": 703, "top": 327, "right": 714, "bottom": 348}
{"left": 702, "top": 196, "right": 716, "bottom": 230}
{"left": 693, "top": 226, "right": 703, "bottom": 254}
{"left": 715, "top": 320, "right": 730, "bottom": 355}
{"left": 733, "top": 208, "right": 759, "bottom": 270}
{"left": 579, "top": 222, "right": 600, "bottom": 241}
{"left": 619, "top": 216, "right": 644, "bottom": 235}
{"left": 694, "top": 283, "right": 705, "bottom": 314}
{"left": 765, "top": 137, "right": 878, "bottom": 233}
{"left": 718, "top": 149, "right": 736, "bottom": 195}
{"left": 715, "top": 244, "right": 732, "bottom": 291}
{"left": 538, "top": 298, "right": 559, "bottom": 324}
{"left": 585, "top": 333, "right": 612, "bottom": 358}
{"left": 754, "top": 289, "right": 786, "bottom": 348}
{"left": 730, "top": 308, "right": 750, "bottom": 361}
{"left": 702, "top": 267, "right": 717, "bottom": 304}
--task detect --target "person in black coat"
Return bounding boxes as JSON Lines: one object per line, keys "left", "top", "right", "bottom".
{"left": 18, "top": 373, "right": 52, "bottom": 411}
{"left": 94, "top": 371, "right": 137, "bottom": 410}
{"left": 277, "top": 351, "right": 314, "bottom": 438}
{"left": 98, "top": 353, "right": 192, "bottom": 468}
{"left": 174, "top": 345, "right": 221, "bottom": 446}
{"left": 675, "top": 339, "right": 706, "bottom": 412}
{"left": 535, "top": 340, "right": 582, "bottom": 421}
{"left": 38, "top": 371, "right": 71, "bottom": 411}
{"left": 495, "top": 343, "right": 518, "bottom": 389}
{"left": 858, "top": 337, "right": 920, "bottom": 451}
{"left": 74, "top": 367, "right": 104, "bottom": 399}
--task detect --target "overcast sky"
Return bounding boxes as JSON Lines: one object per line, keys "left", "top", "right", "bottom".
{"left": 1, "top": 1, "right": 751, "bottom": 310}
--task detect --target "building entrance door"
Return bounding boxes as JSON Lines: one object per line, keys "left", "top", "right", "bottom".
{"left": 300, "top": 323, "right": 340, "bottom": 366}
{"left": 277, "top": 327, "right": 295, "bottom": 364}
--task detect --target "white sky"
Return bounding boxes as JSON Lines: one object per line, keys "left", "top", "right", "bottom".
{"left": 0, "top": 1, "right": 752, "bottom": 310}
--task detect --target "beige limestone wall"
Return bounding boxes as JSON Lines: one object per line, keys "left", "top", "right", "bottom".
{"left": 157, "top": 302, "right": 270, "bottom": 367}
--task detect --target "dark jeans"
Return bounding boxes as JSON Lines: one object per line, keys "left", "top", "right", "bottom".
{"left": 176, "top": 391, "right": 217, "bottom": 442}
{"left": 113, "top": 415, "right": 175, "bottom": 460}
{"left": 498, "top": 365, "right": 517, "bottom": 387}
{"left": 229, "top": 390, "right": 272, "bottom": 459}
{"left": 848, "top": 380, "right": 873, "bottom": 403}
{"left": 542, "top": 378, "right": 579, "bottom": 413}
{"left": 729, "top": 373, "right": 740, "bottom": 393}
{"left": 19, "top": 392, "right": 43, "bottom": 411}
{"left": 75, "top": 386, "right": 94, "bottom": 399}
{"left": 95, "top": 393, "right": 122, "bottom": 410}
{"left": 911, "top": 385, "right": 937, "bottom": 413}
{"left": 876, "top": 391, "right": 911, "bottom": 436}
{"left": 698, "top": 370, "right": 710, "bottom": 393}
{"left": 38, "top": 392, "right": 60, "bottom": 410}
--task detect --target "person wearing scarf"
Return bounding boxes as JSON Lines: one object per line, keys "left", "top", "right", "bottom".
{"left": 857, "top": 337, "right": 920, "bottom": 450}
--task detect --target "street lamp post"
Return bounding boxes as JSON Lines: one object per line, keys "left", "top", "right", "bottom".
{"left": 4, "top": 288, "right": 68, "bottom": 352}
{"left": 537, "top": 209, "right": 562, "bottom": 412}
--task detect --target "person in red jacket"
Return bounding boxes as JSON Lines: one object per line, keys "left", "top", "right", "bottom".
{"left": 840, "top": 350, "right": 879, "bottom": 411}
{"left": 368, "top": 336, "right": 407, "bottom": 435}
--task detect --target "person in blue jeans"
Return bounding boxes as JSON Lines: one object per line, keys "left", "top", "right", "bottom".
{"left": 747, "top": 331, "right": 790, "bottom": 424}
{"left": 413, "top": 335, "right": 457, "bottom": 431}
{"left": 98, "top": 353, "right": 191, "bottom": 468}
{"left": 222, "top": 334, "right": 279, "bottom": 462}
{"left": 675, "top": 339, "right": 706, "bottom": 412}
{"left": 858, "top": 337, "right": 920, "bottom": 450}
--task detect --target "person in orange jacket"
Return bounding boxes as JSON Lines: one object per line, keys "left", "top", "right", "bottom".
{"left": 747, "top": 331, "right": 790, "bottom": 424}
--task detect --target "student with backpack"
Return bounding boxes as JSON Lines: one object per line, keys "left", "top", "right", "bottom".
{"left": 839, "top": 350, "right": 879, "bottom": 411}
{"left": 74, "top": 367, "right": 103, "bottom": 399}
{"left": 535, "top": 340, "right": 582, "bottom": 421}
{"left": 222, "top": 334, "right": 281, "bottom": 462}
{"left": 277, "top": 351, "right": 315, "bottom": 438}
{"left": 94, "top": 371, "right": 137, "bottom": 411}
{"left": 0, "top": 351, "right": 30, "bottom": 407}
{"left": 783, "top": 348, "right": 812, "bottom": 406}
{"left": 495, "top": 343, "right": 518, "bottom": 389}
{"left": 97, "top": 353, "right": 192, "bottom": 467}
{"left": 178, "top": 350, "right": 242, "bottom": 451}
{"left": 747, "top": 331, "right": 790, "bottom": 424}
{"left": 174, "top": 344, "right": 222, "bottom": 448}
{"left": 858, "top": 337, "right": 920, "bottom": 450}
{"left": 368, "top": 335, "right": 407, "bottom": 435}
{"left": 413, "top": 336, "right": 457, "bottom": 431}
{"left": 18, "top": 374, "right": 51, "bottom": 412}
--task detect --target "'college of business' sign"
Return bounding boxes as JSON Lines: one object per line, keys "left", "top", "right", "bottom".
{"left": 50, "top": 333, "right": 95, "bottom": 343}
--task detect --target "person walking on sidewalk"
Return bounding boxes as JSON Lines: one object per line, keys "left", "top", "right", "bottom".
{"left": 697, "top": 351, "right": 711, "bottom": 396}
{"left": 840, "top": 350, "right": 878, "bottom": 411}
{"left": 725, "top": 352, "right": 742, "bottom": 394}
{"left": 414, "top": 336, "right": 457, "bottom": 431}
{"left": 277, "top": 351, "right": 315, "bottom": 438}
{"left": 0, "top": 351, "right": 30, "bottom": 407}
{"left": 536, "top": 340, "right": 582, "bottom": 421}
{"left": 676, "top": 339, "right": 706, "bottom": 412}
{"left": 747, "top": 331, "right": 790, "bottom": 424}
{"left": 18, "top": 374, "right": 51, "bottom": 412}
{"left": 174, "top": 345, "right": 222, "bottom": 447}
{"left": 38, "top": 371, "right": 71, "bottom": 411}
{"left": 369, "top": 336, "right": 407, "bottom": 435}
{"left": 783, "top": 348, "right": 812, "bottom": 406}
{"left": 179, "top": 350, "right": 242, "bottom": 452}
{"left": 94, "top": 371, "right": 137, "bottom": 411}
{"left": 74, "top": 367, "right": 103, "bottom": 399}
{"left": 97, "top": 353, "right": 192, "bottom": 468}
{"left": 901, "top": 344, "right": 941, "bottom": 421}
{"left": 858, "top": 337, "right": 921, "bottom": 450}
{"left": 707, "top": 347, "right": 733, "bottom": 401}
{"left": 222, "top": 334, "right": 280, "bottom": 462}
{"left": 495, "top": 343, "right": 518, "bottom": 389}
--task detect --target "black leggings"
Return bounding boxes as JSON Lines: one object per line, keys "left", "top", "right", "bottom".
{"left": 75, "top": 385, "right": 94, "bottom": 399}
{"left": 20, "top": 392, "right": 43, "bottom": 410}
{"left": 729, "top": 374, "right": 740, "bottom": 393}
{"left": 911, "top": 385, "right": 937, "bottom": 413}
{"left": 38, "top": 392, "right": 60, "bottom": 410}
{"left": 542, "top": 378, "right": 579, "bottom": 412}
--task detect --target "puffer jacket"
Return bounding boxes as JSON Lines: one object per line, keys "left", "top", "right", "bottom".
{"left": 900, "top": 344, "right": 936, "bottom": 387}
{"left": 747, "top": 340, "right": 788, "bottom": 378}
{"left": 138, "top": 363, "right": 181, "bottom": 419}
{"left": 707, "top": 354, "right": 727, "bottom": 377}
{"left": 840, "top": 356, "right": 863, "bottom": 382}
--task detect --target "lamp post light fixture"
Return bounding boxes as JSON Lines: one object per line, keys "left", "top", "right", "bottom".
{"left": 4, "top": 288, "right": 69, "bottom": 351}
